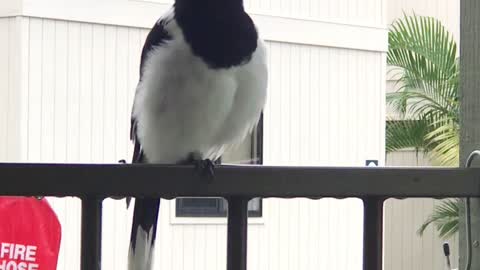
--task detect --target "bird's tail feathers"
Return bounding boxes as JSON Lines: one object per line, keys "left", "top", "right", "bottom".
{"left": 128, "top": 198, "right": 160, "bottom": 270}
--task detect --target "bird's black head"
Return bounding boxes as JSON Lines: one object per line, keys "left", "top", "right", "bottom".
{"left": 174, "top": 0, "right": 257, "bottom": 69}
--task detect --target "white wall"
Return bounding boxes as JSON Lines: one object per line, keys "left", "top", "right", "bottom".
{"left": 245, "top": 0, "right": 386, "bottom": 26}
{"left": 0, "top": 1, "right": 387, "bottom": 270}
{"left": 384, "top": 198, "right": 460, "bottom": 270}
{"left": 265, "top": 44, "right": 385, "bottom": 166}
{"left": 0, "top": 17, "right": 23, "bottom": 162}
{"left": 2, "top": 0, "right": 386, "bottom": 29}
{"left": 0, "top": 0, "right": 21, "bottom": 16}
{"left": 387, "top": 0, "right": 459, "bottom": 42}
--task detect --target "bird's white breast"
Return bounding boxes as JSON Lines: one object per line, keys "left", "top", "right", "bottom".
{"left": 132, "top": 18, "right": 267, "bottom": 163}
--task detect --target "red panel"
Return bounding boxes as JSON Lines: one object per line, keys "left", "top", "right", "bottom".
{"left": 0, "top": 197, "right": 61, "bottom": 270}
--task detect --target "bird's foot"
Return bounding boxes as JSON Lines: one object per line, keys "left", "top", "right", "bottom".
{"left": 181, "top": 153, "right": 216, "bottom": 182}
{"left": 193, "top": 159, "right": 215, "bottom": 182}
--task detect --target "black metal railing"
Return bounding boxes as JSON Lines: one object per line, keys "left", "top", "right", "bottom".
{"left": 1, "top": 163, "right": 480, "bottom": 270}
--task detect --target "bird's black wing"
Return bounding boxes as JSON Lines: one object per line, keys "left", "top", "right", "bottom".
{"left": 128, "top": 17, "right": 173, "bottom": 270}
{"left": 130, "top": 119, "right": 145, "bottom": 163}
{"left": 139, "top": 18, "right": 173, "bottom": 79}
{"left": 130, "top": 18, "right": 172, "bottom": 164}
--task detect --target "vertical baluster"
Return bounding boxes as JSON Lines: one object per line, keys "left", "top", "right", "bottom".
{"left": 227, "top": 197, "right": 249, "bottom": 270}
{"left": 363, "top": 197, "right": 384, "bottom": 270}
{"left": 81, "top": 197, "right": 103, "bottom": 270}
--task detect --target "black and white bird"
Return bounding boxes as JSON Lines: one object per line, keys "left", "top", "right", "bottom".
{"left": 128, "top": 0, "right": 268, "bottom": 269}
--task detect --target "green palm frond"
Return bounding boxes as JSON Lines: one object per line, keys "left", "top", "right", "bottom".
{"left": 426, "top": 120, "right": 459, "bottom": 166}
{"left": 387, "top": 13, "right": 458, "bottom": 117}
{"left": 386, "top": 120, "right": 430, "bottom": 153}
{"left": 417, "top": 199, "right": 462, "bottom": 239}
{"left": 386, "top": 14, "right": 459, "bottom": 167}
{"left": 386, "top": 14, "right": 461, "bottom": 239}
{"left": 388, "top": 13, "right": 458, "bottom": 84}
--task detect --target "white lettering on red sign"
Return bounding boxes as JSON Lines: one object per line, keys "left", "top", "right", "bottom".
{"left": 0, "top": 243, "right": 39, "bottom": 270}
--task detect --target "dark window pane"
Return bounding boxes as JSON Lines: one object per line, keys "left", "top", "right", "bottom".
{"left": 176, "top": 197, "right": 262, "bottom": 218}
{"left": 181, "top": 198, "right": 218, "bottom": 208}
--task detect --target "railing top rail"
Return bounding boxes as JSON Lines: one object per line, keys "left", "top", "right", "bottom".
{"left": 0, "top": 163, "right": 478, "bottom": 198}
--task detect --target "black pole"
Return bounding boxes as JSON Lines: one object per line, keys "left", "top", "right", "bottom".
{"left": 226, "top": 197, "right": 249, "bottom": 270}
{"left": 363, "top": 197, "right": 384, "bottom": 270}
{"left": 81, "top": 197, "right": 103, "bottom": 270}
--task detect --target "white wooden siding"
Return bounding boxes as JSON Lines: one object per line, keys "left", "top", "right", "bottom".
{"left": 264, "top": 43, "right": 386, "bottom": 167}
{"left": 384, "top": 198, "right": 459, "bottom": 270}
{"left": 0, "top": 17, "right": 12, "bottom": 162}
{"left": 144, "top": 0, "right": 386, "bottom": 25}
{"left": 0, "top": 17, "right": 23, "bottom": 162}
{"left": 1, "top": 7, "right": 388, "bottom": 54}
{"left": 244, "top": 0, "right": 386, "bottom": 26}
{"left": 387, "top": 0, "right": 460, "bottom": 43}
{"left": 0, "top": 0, "right": 21, "bottom": 16}
{"left": 386, "top": 150, "right": 431, "bottom": 167}
{"left": 2, "top": 0, "right": 386, "bottom": 29}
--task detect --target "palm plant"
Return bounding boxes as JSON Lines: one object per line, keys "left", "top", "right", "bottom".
{"left": 386, "top": 14, "right": 460, "bottom": 239}
{"left": 417, "top": 198, "right": 462, "bottom": 239}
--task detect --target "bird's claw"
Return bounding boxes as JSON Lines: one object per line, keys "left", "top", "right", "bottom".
{"left": 194, "top": 159, "right": 215, "bottom": 182}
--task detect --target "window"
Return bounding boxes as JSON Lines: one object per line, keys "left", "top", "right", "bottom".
{"left": 175, "top": 115, "right": 264, "bottom": 218}
{"left": 175, "top": 197, "right": 262, "bottom": 218}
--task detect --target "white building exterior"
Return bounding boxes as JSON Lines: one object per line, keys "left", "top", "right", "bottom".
{"left": 7, "top": 0, "right": 463, "bottom": 270}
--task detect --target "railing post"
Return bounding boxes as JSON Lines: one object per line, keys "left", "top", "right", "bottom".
{"left": 226, "top": 197, "right": 249, "bottom": 270}
{"left": 363, "top": 197, "right": 384, "bottom": 270}
{"left": 81, "top": 196, "right": 103, "bottom": 270}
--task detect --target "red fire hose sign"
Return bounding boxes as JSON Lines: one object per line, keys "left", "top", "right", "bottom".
{"left": 0, "top": 197, "right": 61, "bottom": 270}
